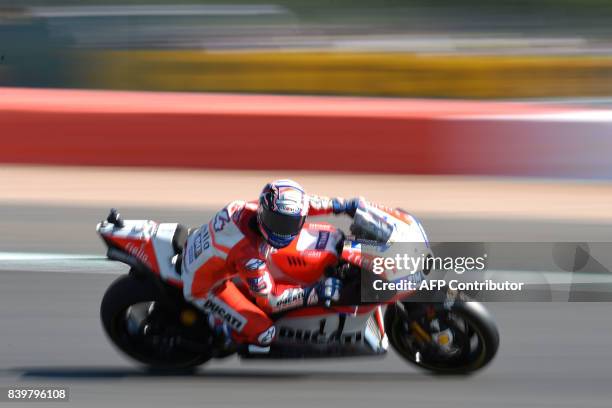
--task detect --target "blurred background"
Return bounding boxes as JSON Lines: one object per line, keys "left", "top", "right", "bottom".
{"left": 3, "top": 0, "right": 612, "bottom": 98}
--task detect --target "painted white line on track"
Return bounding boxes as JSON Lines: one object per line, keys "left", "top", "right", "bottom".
{"left": 0, "top": 252, "right": 126, "bottom": 275}
{"left": 0, "top": 252, "right": 106, "bottom": 261}
{"left": 29, "top": 5, "right": 289, "bottom": 18}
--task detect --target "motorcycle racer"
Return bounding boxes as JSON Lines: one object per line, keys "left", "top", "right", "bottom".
{"left": 180, "top": 179, "right": 362, "bottom": 352}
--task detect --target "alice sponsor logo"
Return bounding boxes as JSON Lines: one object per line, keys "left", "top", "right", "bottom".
{"left": 125, "top": 242, "right": 149, "bottom": 264}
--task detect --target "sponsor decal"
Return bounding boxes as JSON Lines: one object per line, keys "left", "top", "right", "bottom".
{"left": 192, "top": 228, "right": 211, "bottom": 260}
{"left": 277, "top": 203, "right": 300, "bottom": 215}
{"left": 202, "top": 296, "right": 247, "bottom": 332}
{"left": 315, "top": 231, "right": 330, "bottom": 250}
{"left": 307, "top": 223, "right": 334, "bottom": 231}
{"left": 247, "top": 276, "right": 268, "bottom": 293}
{"left": 303, "top": 250, "right": 322, "bottom": 259}
{"left": 273, "top": 288, "right": 304, "bottom": 310}
{"left": 306, "top": 288, "right": 319, "bottom": 305}
{"left": 125, "top": 242, "right": 149, "bottom": 265}
{"left": 257, "top": 326, "right": 276, "bottom": 345}
{"left": 213, "top": 209, "right": 231, "bottom": 232}
{"left": 278, "top": 326, "right": 362, "bottom": 344}
{"left": 193, "top": 232, "right": 202, "bottom": 258}
{"left": 245, "top": 258, "right": 265, "bottom": 271}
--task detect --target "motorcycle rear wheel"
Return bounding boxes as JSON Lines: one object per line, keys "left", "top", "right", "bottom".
{"left": 100, "top": 274, "right": 212, "bottom": 370}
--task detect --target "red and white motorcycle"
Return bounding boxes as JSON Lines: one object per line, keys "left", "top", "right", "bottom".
{"left": 97, "top": 204, "right": 499, "bottom": 374}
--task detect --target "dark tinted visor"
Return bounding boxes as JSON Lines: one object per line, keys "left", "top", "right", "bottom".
{"left": 260, "top": 210, "right": 305, "bottom": 236}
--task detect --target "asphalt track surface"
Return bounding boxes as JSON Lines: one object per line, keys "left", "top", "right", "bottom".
{"left": 1, "top": 204, "right": 612, "bottom": 408}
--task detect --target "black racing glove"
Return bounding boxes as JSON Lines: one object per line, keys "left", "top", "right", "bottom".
{"left": 331, "top": 197, "right": 365, "bottom": 217}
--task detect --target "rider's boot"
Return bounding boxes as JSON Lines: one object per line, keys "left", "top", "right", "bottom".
{"left": 208, "top": 316, "right": 272, "bottom": 355}
{"left": 208, "top": 315, "right": 235, "bottom": 351}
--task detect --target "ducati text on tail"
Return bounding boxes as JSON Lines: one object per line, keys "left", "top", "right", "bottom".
{"left": 96, "top": 205, "right": 499, "bottom": 374}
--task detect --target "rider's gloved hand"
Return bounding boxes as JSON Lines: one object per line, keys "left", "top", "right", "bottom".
{"left": 332, "top": 197, "right": 365, "bottom": 217}
{"left": 305, "top": 277, "right": 342, "bottom": 307}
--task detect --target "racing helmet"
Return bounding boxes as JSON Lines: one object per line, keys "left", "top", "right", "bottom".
{"left": 257, "top": 179, "right": 308, "bottom": 248}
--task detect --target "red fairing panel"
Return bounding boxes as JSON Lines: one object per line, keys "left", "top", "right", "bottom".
{"left": 268, "top": 222, "right": 342, "bottom": 286}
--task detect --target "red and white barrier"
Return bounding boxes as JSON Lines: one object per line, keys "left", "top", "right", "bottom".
{"left": 1, "top": 87, "right": 611, "bottom": 177}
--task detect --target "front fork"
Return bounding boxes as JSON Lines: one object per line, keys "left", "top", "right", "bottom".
{"left": 393, "top": 300, "right": 450, "bottom": 350}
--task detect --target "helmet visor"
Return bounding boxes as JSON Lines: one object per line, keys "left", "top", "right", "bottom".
{"left": 259, "top": 210, "right": 305, "bottom": 237}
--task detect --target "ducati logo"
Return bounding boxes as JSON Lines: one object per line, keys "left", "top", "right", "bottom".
{"left": 201, "top": 296, "right": 247, "bottom": 332}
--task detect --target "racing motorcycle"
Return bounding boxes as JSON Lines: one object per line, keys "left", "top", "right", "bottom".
{"left": 97, "top": 204, "right": 499, "bottom": 374}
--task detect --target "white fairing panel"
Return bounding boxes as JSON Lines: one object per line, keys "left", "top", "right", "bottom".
{"left": 151, "top": 223, "right": 181, "bottom": 283}
{"left": 355, "top": 204, "right": 431, "bottom": 283}
{"left": 368, "top": 206, "right": 428, "bottom": 244}
{"left": 295, "top": 229, "right": 319, "bottom": 250}
{"left": 210, "top": 207, "right": 246, "bottom": 250}
{"left": 273, "top": 311, "right": 387, "bottom": 354}
{"left": 295, "top": 227, "right": 343, "bottom": 253}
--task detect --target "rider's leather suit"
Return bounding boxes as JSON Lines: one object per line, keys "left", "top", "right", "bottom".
{"left": 181, "top": 196, "right": 343, "bottom": 346}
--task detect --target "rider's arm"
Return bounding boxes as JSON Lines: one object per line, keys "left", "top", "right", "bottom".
{"left": 308, "top": 195, "right": 364, "bottom": 217}
{"left": 239, "top": 259, "right": 313, "bottom": 314}
{"left": 239, "top": 259, "right": 342, "bottom": 313}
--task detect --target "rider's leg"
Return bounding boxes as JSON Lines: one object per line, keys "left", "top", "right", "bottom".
{"left": 207, "top": 280, "right": 276, "bottom": 346}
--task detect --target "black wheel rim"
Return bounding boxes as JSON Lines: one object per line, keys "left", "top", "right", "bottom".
{"left": 111, "top": 301, "right": 205, "bottom": 366}
{"left": 391, "top": 308, "right": 488, "bottom": 372}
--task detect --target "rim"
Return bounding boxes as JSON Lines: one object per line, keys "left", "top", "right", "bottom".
{"left": 391, "top": 308, "right": 488, "bottom": 372}
{"left": 111, "top": 301, "right": 206, "bottom": 366}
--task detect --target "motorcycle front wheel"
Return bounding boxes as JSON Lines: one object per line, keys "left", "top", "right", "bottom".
{"left": 385, "top": 300, "right": 499, "bottom": 374}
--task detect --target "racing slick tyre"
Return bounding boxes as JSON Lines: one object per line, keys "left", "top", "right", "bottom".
{"left": 385, "top": 300, "right": 499, "bottom": 374}
{"left": 101, "top": 274, "right": 212, "bottom": 370}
